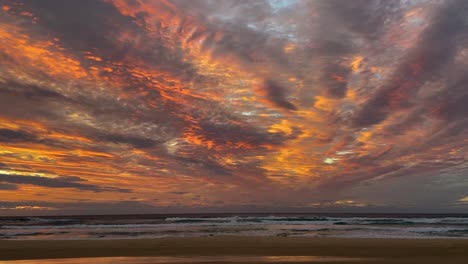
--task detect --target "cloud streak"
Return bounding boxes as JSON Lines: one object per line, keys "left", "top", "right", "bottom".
{"left": 0, "top": 173, "right": 130, "bottom": 192}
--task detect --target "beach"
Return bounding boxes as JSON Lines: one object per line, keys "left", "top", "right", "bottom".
{"left": 1, "top": 236, "right": 468, "bottom": 263}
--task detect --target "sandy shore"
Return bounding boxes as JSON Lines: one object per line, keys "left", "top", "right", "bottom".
{"left": 1, "top": 237, "right": 468, "bottom": 263}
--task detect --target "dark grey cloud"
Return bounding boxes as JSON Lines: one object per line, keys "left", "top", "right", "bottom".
{"left": 320, "top": 64, "right": 350, "bottom": 99}
{"left": 352, "top": 0, "right": 468, "bottom": 128}
{"left": 260, "top": 80, "right": 297, "bottom": 111}
{"left": 317, "top": 164, "right": 404, "bottom": 190}
{"left": 19, "top": 0, "right": 136, "bottom": 56}
{"left": 0, "top": 80, "right": 67, "bottom": 100}
{"left": 0, "top": 174, "right": 130, "bottom": 193}
{"left": 0, "top": 182, "right": 18, "bottom": 190}
{"left": 302, "top": 0, "right": 402, "bottom": 106}
{"left": 0, "top": 79, "right": 76, "bottom": 125}
{"left": 196, "top": 118, "right": 289, "bottom": 148}
{"left": 0, "top": 129, "right": 36, "bottom": 143}
{"left": 317, "top": 0, "right": 400, "bottom": 40}
{"left": 172, "top": 156, "right": 233, "bottom": 177}
{"left": 434, "top": 73, "right": 468, "bottom": 123}
{"left": 94, "top": 132, "right": 162, "bottom": 149}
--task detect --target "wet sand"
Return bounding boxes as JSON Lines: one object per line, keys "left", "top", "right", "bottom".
{"left": 1, "top": 236, "right": 468, "bottom": 263}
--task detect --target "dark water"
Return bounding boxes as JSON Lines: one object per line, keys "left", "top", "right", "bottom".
{"left": 1, "top": 213, "right": 468, "bottom": 240}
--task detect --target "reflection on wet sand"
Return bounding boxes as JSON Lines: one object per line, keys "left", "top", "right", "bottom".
{"left": 0, "top": 256, "right": 366, "bottom": 263}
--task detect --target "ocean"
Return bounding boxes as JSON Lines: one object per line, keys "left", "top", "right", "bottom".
{"left": 1, "top": 213, "right": 468, "bottom": 240}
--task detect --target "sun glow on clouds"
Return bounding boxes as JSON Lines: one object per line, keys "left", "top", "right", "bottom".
{"left": 0, "top": 0, "right": 468, "bottom": 213}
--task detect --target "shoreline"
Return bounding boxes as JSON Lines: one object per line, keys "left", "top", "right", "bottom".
{"left": 1, "top": 236, "right": 468, "bottom": 262}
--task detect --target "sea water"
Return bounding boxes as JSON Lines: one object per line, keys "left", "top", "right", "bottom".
{"left": 1, "top": 213, "right": 467, "bottom": 240}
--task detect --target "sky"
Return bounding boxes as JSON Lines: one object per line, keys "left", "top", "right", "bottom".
{"left": 0, "top": 0, "right": 467, "bottom": 215}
